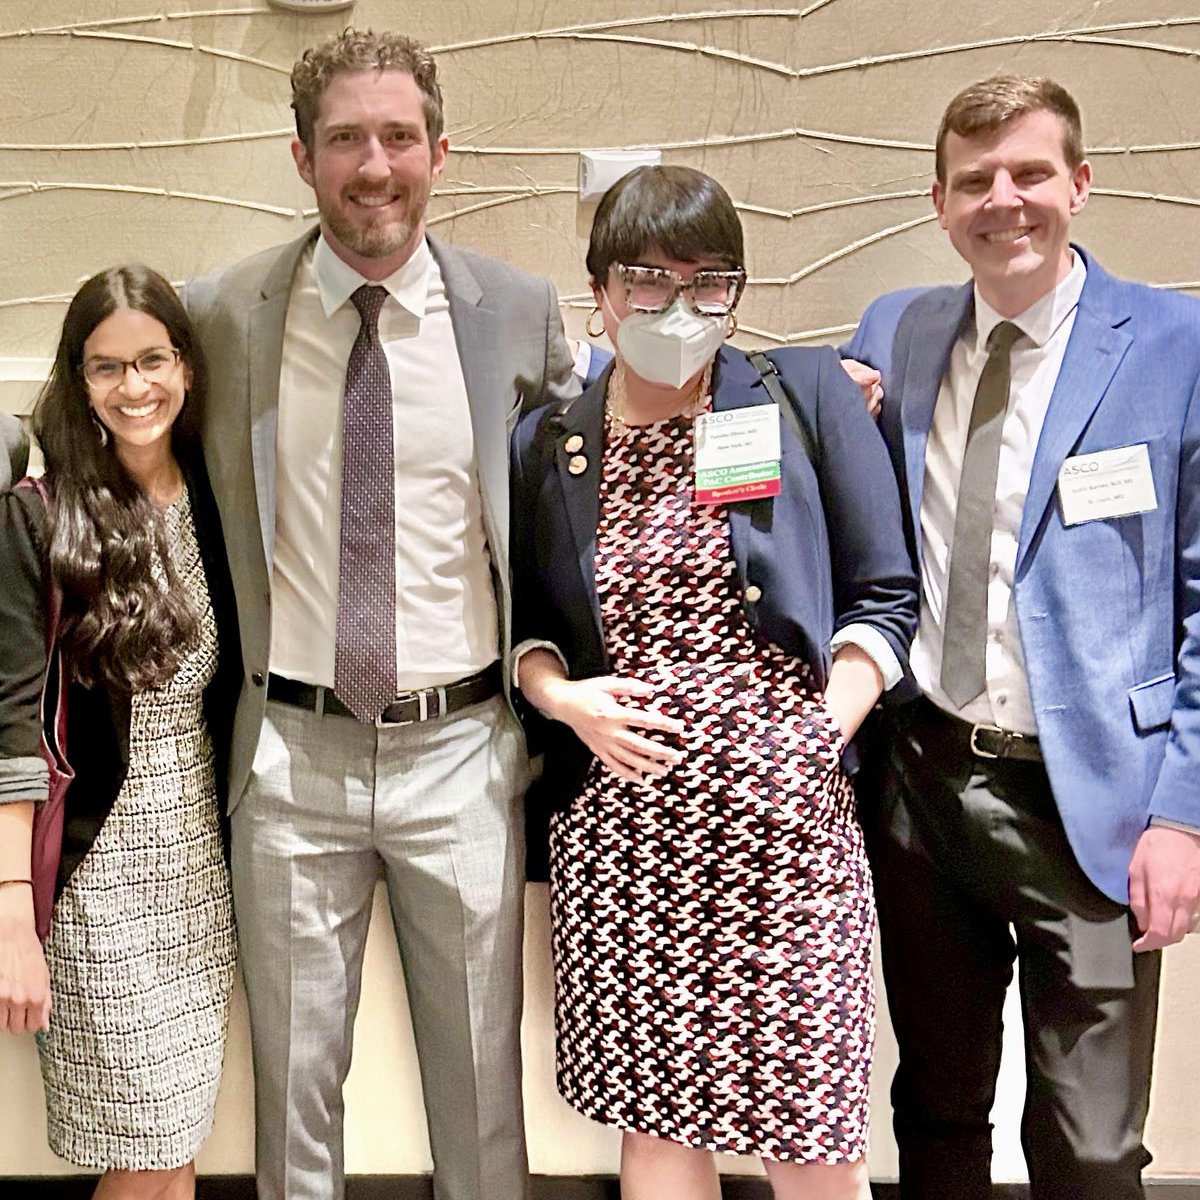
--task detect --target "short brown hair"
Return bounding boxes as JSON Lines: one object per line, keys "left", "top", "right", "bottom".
{"left": 291, "top": 28, "right": 444, "bottom": 150}
{"left": 586, "top": 165, "right": 744, "bottom": 285}
{"left": 935, "top": 76, "right": 1084, "bottom": 183}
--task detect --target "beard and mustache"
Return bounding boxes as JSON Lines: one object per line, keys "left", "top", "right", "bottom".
{"left": 322, "top": 180, "right": 429, "bottom": 262}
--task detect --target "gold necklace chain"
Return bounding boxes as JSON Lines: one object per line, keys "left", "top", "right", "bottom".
{"left": 607, "top": 361, "right": 713, "bottom": 427}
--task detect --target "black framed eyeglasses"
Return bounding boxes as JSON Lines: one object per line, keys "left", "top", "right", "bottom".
{"left": 80, "top": 347, "right": 181, "bottom": 391}
{"left": 614, "top": 263, "right": 747, "bottom": 316}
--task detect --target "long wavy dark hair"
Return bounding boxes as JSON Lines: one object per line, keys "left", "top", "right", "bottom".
{"left": 31, "top": 265, "right": 206, "bottom": 693}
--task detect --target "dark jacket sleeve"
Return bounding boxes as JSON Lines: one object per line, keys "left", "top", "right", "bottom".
{"left": 807, "top": 347, "right": 918, "bottom": 670}
{"left": 509, "top": 391, "right": 605, "bottom": 671}
{"left": 185, "top": 454, "right": 242, "bottom": 835}
{"left": 510, "top": 401, "right": 566, "bottom": 883}
{"left": 0, "top": 487, "right": 49, "bottom": 801}
{"left": 509, "top": 402, "right": 583, "bottom": 717}
{"left": 513, "top": 400, "right": 554, "bottom": 662}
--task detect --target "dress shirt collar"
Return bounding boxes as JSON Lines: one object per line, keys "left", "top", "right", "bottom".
{"left": 312, "top": 233, "right": 433, "bottom": 320}
{"left": 971, "top": 249, "right": 1086, "bottom": 351}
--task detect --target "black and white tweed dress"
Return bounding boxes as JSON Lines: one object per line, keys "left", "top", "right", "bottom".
{"left": 36, "top": 491, "right": 238, "bottom": 1171}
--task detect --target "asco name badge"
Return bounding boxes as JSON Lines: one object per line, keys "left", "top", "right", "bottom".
{"left": 694, "top": 404, "right": 782, "bottom": 505}
{"left": 268, "top": 0, "right": 356, "bottom": 12}
{"left": 1057, "top": 443, "right": 1158, "bottom": 526}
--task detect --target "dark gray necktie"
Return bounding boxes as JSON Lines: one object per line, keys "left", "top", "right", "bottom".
{"left": 334, "top": 285, "right": 397, "bottom": 722}
{"left": 940, "top": 320, "right": 1022, "bottom": 708}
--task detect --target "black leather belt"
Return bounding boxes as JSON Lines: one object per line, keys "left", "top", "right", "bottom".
{"left": 910, "top": 697, "right": 1043, "bottom": 763}
{"left": 267, "top": 662, "right": 502, "bottom": 726}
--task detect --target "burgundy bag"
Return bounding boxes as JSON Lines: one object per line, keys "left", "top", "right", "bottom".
{"left": 15, "top": 476, "right": 74, "bottom": 941}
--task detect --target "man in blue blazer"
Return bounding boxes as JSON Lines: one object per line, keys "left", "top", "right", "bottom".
{"left": 844, "top": 76, "right": 1200, "bottom": 1199}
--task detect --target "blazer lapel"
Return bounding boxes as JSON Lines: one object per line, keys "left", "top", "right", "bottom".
{"left": 1016, "top": 261, "right": 1132, "bottom": 571}
{"left": 899, "top": 284, "right": 973, "bottom": 554}
{"left": 430, "top": 238, "right": 511, "bottom": 577}
{"left": 553, "top": 380, "right": 608, "bottom": 631}
{"left": 711, "top": 347, "right": 774, "bottom": 582}
{"left": 245, "top": 231, "right": 315, "bottom": 574}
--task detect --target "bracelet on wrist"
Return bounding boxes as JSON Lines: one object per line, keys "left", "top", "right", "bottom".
{"left": 0, "top": 879, "right": 33, "bottom": 888}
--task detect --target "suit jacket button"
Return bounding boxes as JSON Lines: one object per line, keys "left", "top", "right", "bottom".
{"left": 564, "top": 434, "right": 584, "bottom": 453}
{"left": 568, "top": 454, "right": 588, "bottom": 475}
{"left": 252, "top": 672, "right": 265, "bottom": 687}
{"left": 744, "top": 585, "right": 763, "bottom": 603}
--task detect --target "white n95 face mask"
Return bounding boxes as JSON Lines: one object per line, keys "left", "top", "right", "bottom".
{"left": 604, "top": 293, "right": 730, "bottom": 389}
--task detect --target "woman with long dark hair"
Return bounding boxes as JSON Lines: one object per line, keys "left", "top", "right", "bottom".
{"left": 0, "top": 266, "right": 240, "bottom": 1199}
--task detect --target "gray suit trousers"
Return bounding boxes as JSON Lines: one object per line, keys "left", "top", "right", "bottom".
{"left": 232, "top": 693, "right": 530, "bottom": 1200}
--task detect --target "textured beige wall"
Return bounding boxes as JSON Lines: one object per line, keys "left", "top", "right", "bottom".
{"left": 2, "top": 0, "right": 1199, "bottom": 1181}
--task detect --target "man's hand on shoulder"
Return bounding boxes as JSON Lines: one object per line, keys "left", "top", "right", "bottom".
{"left": 840, "top": 358, "right": 883, "bottom": 419}
{"left": 1129, "top": 825, "right": 1200, "bottom": 952}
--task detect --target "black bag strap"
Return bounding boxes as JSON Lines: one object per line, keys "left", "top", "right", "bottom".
{"left": 747, "top": 350, "right": 821, "bottom": 475}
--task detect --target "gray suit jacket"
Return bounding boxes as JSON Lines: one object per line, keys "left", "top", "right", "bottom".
{"left": 182, "top": 229, "right": 578, "bottom": 811}
{"left": 1, "top": 412, "right": 29, "bottom": 491}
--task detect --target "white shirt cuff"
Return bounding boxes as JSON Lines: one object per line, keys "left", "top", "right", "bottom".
{"left": 1149, "top": 816, "right": 1200, "bottom": 837}
{"left": 511, "top": 638, "right": 568, "bottom": 692}
{"left": 830, "top": 623, "right": 903, "bottom": 691}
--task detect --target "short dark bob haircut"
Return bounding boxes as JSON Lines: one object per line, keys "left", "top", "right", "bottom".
{"left": 586, "top": 165, "right": 745, "bottom": 285}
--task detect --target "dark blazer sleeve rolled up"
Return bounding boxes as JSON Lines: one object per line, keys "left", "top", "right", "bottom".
{"left": 511, "top": 344, "right": 918, "bottom": 847}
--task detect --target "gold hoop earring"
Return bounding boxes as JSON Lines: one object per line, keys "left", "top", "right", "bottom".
{"left": 585, "top": 308, "right": 604, "bottom": 338}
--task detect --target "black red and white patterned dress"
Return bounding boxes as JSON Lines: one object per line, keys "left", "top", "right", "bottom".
{"left": 548, "top": 406, "right": 875, "bottom": 1163}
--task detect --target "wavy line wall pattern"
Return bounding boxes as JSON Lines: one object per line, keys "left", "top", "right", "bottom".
{"left": 4, "top": 0, "right": 1200, "bottom": 372}
{"left": 2, "top": 0, "right": 1200, "bottom": 1177}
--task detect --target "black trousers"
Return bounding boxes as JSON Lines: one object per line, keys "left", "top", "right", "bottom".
{"left": 861, "top": 701, "right": 1161, "bottom": 1200}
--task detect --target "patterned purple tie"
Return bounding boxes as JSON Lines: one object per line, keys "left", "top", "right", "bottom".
{"left": 334, "top": 284, "right": 397, "bottom": 722}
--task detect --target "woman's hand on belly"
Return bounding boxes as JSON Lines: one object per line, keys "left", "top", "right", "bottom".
{"left": 521, "top": 649, "right": 686, "bottom": 784}
{"left": 544, "top": 675, "right": 687, "bottom": 784}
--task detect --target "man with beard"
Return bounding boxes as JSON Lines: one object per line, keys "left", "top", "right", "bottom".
{"left": 182, "top": 29, "right": 577, "bottom": 1200}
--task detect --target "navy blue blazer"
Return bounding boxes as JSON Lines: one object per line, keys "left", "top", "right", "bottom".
{"left": 843, "top": 248, "right": 1200, "bottom": 902}
{"left": 511, "top": 343, "right": 918, "bottom": 817}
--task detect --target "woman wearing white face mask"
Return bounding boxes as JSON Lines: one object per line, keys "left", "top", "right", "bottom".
{"left": 511, "top": 166, "right": 917, "bottom": 1200}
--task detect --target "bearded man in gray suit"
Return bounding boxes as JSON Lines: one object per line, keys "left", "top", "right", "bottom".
{"left": 182, "top": 29, "right": 577, "bottom": 1200}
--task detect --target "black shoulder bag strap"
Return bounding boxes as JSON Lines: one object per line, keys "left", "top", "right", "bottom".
{"left": 747, "top": 350, "right": 821, "bottom": 478}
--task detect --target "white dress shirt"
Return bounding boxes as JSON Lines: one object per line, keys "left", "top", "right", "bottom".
{"left": 912, "top": 252, "right": 1087, "bottom": 733}
{"left": 270, "top": 235, "right": 499, "bottom": 690}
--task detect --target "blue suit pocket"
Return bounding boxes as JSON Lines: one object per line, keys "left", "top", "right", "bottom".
{"left": 1128, "top": 673, "right": 1175, "bottom": 733}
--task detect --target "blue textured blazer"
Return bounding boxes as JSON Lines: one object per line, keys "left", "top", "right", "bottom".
{"left": 843, "top": 247, "right": 1200, "bottom": 902}
{"left": 511, "top": 343, "right": 918, "bottom": 817}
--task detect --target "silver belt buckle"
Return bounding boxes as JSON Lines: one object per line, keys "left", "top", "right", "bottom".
{"left": 414, "top": 685, "right": 449, "bottom": 723}
{"left": 969, "top": 723, "right": 1001, "bottom": 759}
{"left": 376, "top": 690, "right": 415, "bottom": 729}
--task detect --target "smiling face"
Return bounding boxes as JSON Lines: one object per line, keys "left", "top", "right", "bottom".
{"left": 292, "top": 68, "right": 448, "bottom": 279}
{"left": 84, "top": 307, "right": 190, "bottom": 468}
{"left": 932, "top": 108, "right": 1091, "bottom": 317}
